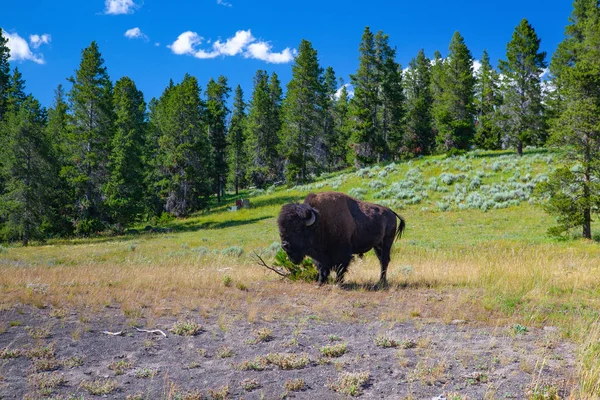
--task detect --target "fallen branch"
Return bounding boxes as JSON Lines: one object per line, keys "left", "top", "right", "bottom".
{"left": 135, "top": 327, "right": 167, "bottom": 337}
{"left": 253, "top": 252, "right": 290, "bottom": 278}
{"left": 101, "top": 330, "right": 123, "bottom": 336}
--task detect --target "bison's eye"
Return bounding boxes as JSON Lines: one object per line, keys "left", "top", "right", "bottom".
{"left": 281, "top": 241, "right": 290, "bottom": 250}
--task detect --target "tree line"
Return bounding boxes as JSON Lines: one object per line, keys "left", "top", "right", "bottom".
{"left": 0, "top": 0, "right": 599, "bottom": 243}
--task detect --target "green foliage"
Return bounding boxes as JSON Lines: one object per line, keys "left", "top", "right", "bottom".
{"left": 281, "top": 39, "right": 325, "bottom": 184}
{"left": 227, "top": 85, "right": 247, "bottom": 195}
{"left": 474, "top": 50, "right": 503, "bottom": 150}
{"left": 432, "top": 32, "right": 476, "bottom": 152}
{"left": 66, "top": 41, "right": 115, "bottom": 235}
{"left": 0, "top": 28, "right": 11, "bottom": 120}
{"left": 152, "top": 74, "right": 212, "bottom": 216}
{"left": 274, "top": 249, "right": 318, "bottom": 282}
{"left": 105, "top": 77, "right": 147, "bottom": 230}
{"left": 499, "top": 19, "right": 547, "bottom": 154}
{"left": 404, "top": 49, "right": 434, "bottom": 156}
{"left": 0, "top": 96, "right": 52, "bottom": 245}
{"left": 206, "top": 76, "right": 230, "bottom": 202}
{"left": 246, "top": 71, "right": 282, "bottom": 187}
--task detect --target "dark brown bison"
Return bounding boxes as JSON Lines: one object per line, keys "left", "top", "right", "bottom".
{"left": 277, "top": 192, "right": 405, "bottom": 285}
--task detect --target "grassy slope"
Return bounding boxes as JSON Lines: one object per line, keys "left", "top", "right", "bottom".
{"left": 1, "top": 148, "right": 600, "bottom": 396}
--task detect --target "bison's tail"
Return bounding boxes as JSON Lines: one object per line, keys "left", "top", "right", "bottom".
{"left": 392, "top": 211, "right": 406, "bottom": 241}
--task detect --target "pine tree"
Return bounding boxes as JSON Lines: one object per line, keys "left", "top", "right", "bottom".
{"left": 0, "top": 96, "right": 51, "bottom": 245}
{"left": 474, "top": 50, "right": 503, "bottom": 150}
{"left": 433, "top": 32, "right": 476, "bottom": 152}
{"left": 375, "top": 31, "right": 405, "bottom": 159}
{"left": 0, "top": 28, "right": 10, "bottom": 121}
{"left": 227, "top": 85, "right": 247, "bottom": 195}
{"left": 153, "top": 74, "right": 212, "bottom": 217}
{"left": 105, "top": 77, "right": 146, "bottom": 229}
{"left": 322, "top": 66, "right": 338, "bottom": 171}
{"left": 66, "top": 41, "right": 115, "bottom": 235}
{"left": 206, "top": 76, "right": 230, "bottom": 202}
{"left": 6, "top": 68, "right": 27, "bottom": 112}
{"left": 349, "top": 27, "right": 380, "bottom": 165}
{"left": 246, "top": 70, "right": 282, "bottom": 188}
{"left": 538, "top": 0, "right": 600, "bottom": 239}
{"left": 281, "top": 39, "right": 325, "bottom": 184}
{"left": 499, "top": 19, "right": 547, "bottom": 155}
{"left": 332, "top": 83, "right": 351, "bottom": 167}
{"left": 404, "top": 49, "right": 434, "bottom": 156}
{"left": 430, "top": 50, "right": 446, "bottom": 150}
{"left": 44, "top": 85, "right": 74, "bottom": 237}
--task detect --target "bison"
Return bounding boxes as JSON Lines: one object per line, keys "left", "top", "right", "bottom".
{"left": 277, "top": 192, "right": 405, "bottom": 285}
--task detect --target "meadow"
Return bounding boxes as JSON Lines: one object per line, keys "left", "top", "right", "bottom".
{"left": 1, "top": 149, "right": 600, "bottom": 399}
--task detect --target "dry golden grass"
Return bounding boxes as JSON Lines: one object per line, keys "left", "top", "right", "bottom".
{"left": 1, "top": 173, "right": 600, "bottom": 396}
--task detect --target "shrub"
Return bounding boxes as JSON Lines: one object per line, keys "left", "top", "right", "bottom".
{"left": 221, "top": 246, "right": 243, "bottom": 257}
{"left": 328, "top": 371, "right": 370, "bottom": 396}
{"left": 170, "top": 320, "right": 202, "bottom": 336}
{"left": 273, "top": 249, "right": 318, "bottom": 282}
{"left": 348, "top": 187, "right": 368, "bottom": 200}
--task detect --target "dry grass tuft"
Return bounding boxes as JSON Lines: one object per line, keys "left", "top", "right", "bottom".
{"left": 170, "top": 320, "right": 202, "bottom": 336}
{"left": 328, "top": 370, "right": 370, "bottom": 396}
{"left": 320, "top": 343, "right": 348, "bottom": 357}
{"left": 265, "top": 352, "right": 311, "bottom": 370}
{"left": 284, "top": 378, "right": 306, "bottom": 392}
{"left": 108, "top": 359, "right": 133, "bottom": 375}
{"left": 240, "top": 378, "right": 261, "bottom": 391}
{"left": 80, "top": 378, "right": 119, "bottom": 395}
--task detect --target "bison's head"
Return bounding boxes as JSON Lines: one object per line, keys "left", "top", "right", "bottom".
{"left": 277, "top": 203, "right": 319, "bottom": 264}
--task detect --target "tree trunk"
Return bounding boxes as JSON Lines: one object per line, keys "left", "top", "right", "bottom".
{"left": 516, "top": 140, "right": 523, "bottom": 156}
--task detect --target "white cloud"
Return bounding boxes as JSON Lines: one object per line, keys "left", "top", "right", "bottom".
{"left": 473, "top": 59, "right": 481, "bottom": 74}
{"left": 217, "top": 0, "right": 232, "bottom": 7}
{"left": 29, "top": 34, "right": 51, "bottom": 49}
{"left": 168, "top": 29, "right": 295, "bottom": 64}
{"left": 105, "top": 0, "right": 138, "bottom": 15}
{"left": 245, "top": 41, "right": 295, "bottom": 63}
{"left": 334, "top": 83, "right": 354, "bottom": 100}
{"left": 168, "top": 31, "right": 203, "bottom": 55}
{"left": 124, "top": 27, "right": 148, "bottom": 40}
{"left": 4, "top": 30, "right": 45, "bottom": 64}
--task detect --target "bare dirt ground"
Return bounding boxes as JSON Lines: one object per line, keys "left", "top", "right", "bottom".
{"left": 0, "top": 295, "right": 576, "bottom": 400}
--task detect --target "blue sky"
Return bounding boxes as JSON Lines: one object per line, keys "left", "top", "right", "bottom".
{"left": 3, "top": 0, "right": 573, "bottom": 108}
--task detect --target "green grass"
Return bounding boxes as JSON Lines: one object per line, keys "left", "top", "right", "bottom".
{"left": 2, "top": 148, "right": 600, "bottom": 397}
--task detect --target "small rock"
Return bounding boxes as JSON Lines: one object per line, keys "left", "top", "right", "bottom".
{"left": 450, "top": 319, "right": 466, "bottom": 325}
{"left": 543, "top": 326, "right": 558, "bottom": 332}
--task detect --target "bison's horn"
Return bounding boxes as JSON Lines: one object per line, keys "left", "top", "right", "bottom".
{"left": 305, "top": 209, "right": 316, "bottom": 226}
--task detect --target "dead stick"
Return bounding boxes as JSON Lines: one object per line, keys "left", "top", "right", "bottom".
{"left": 101, "top": 330, "right": 123, "bottom": 336}
{"left": 135, "top": 327, "right": 167, "bottom": 337}
{"left": 253, "top": 252, "right": 289, "bottom": 278}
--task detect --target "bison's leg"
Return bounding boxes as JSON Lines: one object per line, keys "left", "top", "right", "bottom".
{"left": 333, "top": 253, "right": 353, "bottom": 284}
{"left": 314, "top": 260, "right": 331, "bottom": 286}
{"left": 374, "top": 238, "right": 393, "bottom": 285}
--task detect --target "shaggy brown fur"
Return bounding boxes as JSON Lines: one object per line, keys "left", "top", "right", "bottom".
{"left": 278, "top": 192, "right": 405, "bottom": 285}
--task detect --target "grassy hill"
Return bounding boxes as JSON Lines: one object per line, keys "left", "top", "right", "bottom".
{"left": 1, "top": 148, "right": 600, "bottom": 396}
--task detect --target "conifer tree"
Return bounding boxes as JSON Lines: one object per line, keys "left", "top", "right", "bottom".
{"left": 44, "top": 85, "right": 73, "bottom": 237}
{"left": 281, "top": 39, "right": 325, "bottom": 183}
{"left": 154, "top": 74, "right": 212, "bottom": 216}
{"left": 538, "top": 0, "right": 600, "bottom": 239}
{"left": 375, "top": 31, "right": 404, "bottom": 159}
{"left": 0, "top": 28, "right": 10, "bottom": 121}
{"left": 227, "top": 85, "right": 247, "bottom": 195}
{"left": 6, "top": 68, "right": 27, "bottom": 112}
{"left": 404, "top": 49, "right": 434, "bottom": 155}
{"left": 434, "top": 32, "right": 476, "bottom": 152}
{"left": 66, "top": 41, "right": 114, "bottom": 235}
{"left": 1, "top": 96, "right": 51, "bottom": 245}
{"left": 246, "top": 70, "right": 281, "bottom": 187}
{"left": 350, "top": 27, "right": 380, "bottom": 165}
{"left": 474, "top": 50, "right": 503, "bottom": 149}
{"left": 499, "top": 19, "right": 547, "bottom": 154}
{"left": 332, "top": 83, "right": 351, "bottom": 167}
{"left": 105, "top": 77, "right": 146, "bottom": 229}
{"left": 206, "top": 76, "right": 230, "bottom": 202}
{"left": 322, "top": 66, "right": 338, "bottom": 171}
